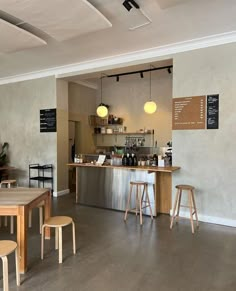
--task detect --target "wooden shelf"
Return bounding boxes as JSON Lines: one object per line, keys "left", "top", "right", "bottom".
{"left": 93, "top": 132, "right": 152, "bottom": 136}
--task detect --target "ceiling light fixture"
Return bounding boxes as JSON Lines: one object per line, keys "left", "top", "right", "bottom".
{"left": 96, "top": 76, "right": 108, "bottom": 118}
{"left": 168, "top": 67, "right": 172, "bottom": 74}
{"left": 122, "top": 0, "right": 140, "bottom": 11}
{"left": 140, "top": 71, "right": 144, "bottom": 78}
{"left": 116, "top": 76, "right": 120, "bottom": 82}
{"left": 107, "top": 65, "right": 172, "bottom": 79}
{"left": 144, "top": 65, "right": 157, "bottom": 114}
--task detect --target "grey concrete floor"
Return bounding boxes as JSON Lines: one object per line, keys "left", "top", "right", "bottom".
{"left": 1, "top": 193, "right": 236, "bottom": 291}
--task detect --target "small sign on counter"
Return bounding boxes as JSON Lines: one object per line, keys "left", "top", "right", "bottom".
{"left": 96, "top": 155, "right": 106, "bottom": 166}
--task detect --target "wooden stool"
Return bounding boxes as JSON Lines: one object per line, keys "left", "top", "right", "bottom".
{"left": 0, "top": 240, "right": 20, "bottom": 291}
{"left": 170, "top": 184, "right": 199, "bottom": 234}
{"left": 41, "top": 216, "right": 76, "bottom": 264}
{"left": 0, "top": 180, "right": 17, "bottom": 188}
{"left": 0, "top": 180, "right": 17, "bottom": 234}
{"left": 124, "top": 181, "right": 153, "bottom": 225}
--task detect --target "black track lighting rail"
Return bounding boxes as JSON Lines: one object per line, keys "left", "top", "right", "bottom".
{"left": 106, "top": 65, "right": 173, "bottom": 80}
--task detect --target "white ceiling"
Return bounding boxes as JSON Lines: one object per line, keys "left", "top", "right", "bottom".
{"left": 0, "top": 0, "right": 236, "bottom": 81}
{"left": 0, "top": 18, "right": 46, "bottom": 53}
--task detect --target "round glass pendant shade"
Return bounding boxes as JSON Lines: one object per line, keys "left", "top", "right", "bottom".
{"left": 96, "top": 105, "right": 108, "bottom": 118}
{"left": 144, "top": 101, "right": 157, "bottom": 114}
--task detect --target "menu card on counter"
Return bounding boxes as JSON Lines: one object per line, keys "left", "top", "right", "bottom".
{"left": 207, "top": 94, "right": 219, "bottom": 129}
{"left": 96, "top": 155, "right": 106, "bottom": 166}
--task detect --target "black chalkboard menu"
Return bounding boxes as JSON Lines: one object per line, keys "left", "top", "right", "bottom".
{"left": 207, "top": 95, "right": 219, "bottom": 129}
{"left": 40, "top": 108, "right": 57, "bottom": 132}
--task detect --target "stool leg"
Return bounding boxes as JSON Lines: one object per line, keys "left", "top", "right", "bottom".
{"left": 191, "top": 190, "right": 199, "bottom": 227}
{"left": 176, "top": 189, "right": 182, "bottom": 223}
{"left": 10, "top": 216, "right": 14, "bottom": 234}
{"left": 28, "top": 210, "right": 32, "bottom": 228}
{"left": 4, "top": 216, "right": 7, "bottom": 227}
{"left": 170, "top": 189, "right": 180, "bottom": 229}
{"left": 55, "top": 228, "right": 59, "bottom": 250}
{"left": 15, "top": 247, "right": 20, "bottom": 286}
{"left": 72, "top": 221, "right": 76, "bottom": 254}
{"left": 2, "top": 256, "right": 9, "bottom": 291}
{"left": 138, "top": 186, "right": 143, "bottom": 225}
{"left": 145, "top": 185, "right": 153, "bottom": 219}
{"left": 135, "top": 185, "right": 139, "bottom": 216}
{"left": 39, "top": 206, "right": 43, "bottom": 234}
{"left": 188, "top": 190, "right": 195, "bottom": 234}
{"left": 41, "top": 225, "right": 45, "bottom": 260}
{"left": 124, "top": 184, "right": 133, "bottom": 221}
{"left": 58, "top": 227, "right": 63, "bottom": 264}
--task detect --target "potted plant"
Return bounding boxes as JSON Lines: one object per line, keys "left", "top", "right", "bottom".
{"left": 0, "top": 142, "right": 9, "bottom": 167}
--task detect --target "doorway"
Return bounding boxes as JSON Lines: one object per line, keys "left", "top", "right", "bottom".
{"left": 68, "top": 120, "right": 80, "bottom": 192}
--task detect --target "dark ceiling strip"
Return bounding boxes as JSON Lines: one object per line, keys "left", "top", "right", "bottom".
{"left": 106, "top": 65, "right": 173, "bottom": 78}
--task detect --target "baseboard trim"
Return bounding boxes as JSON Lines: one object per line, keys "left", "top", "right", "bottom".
{"left": 53, "top": 189, "right": 70, "bottom": 197}
{"left": 170, "top": 209, "right": 236, "bottom": 227}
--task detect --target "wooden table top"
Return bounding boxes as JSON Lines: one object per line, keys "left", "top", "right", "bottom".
{"left": 0, "top": 188, "right": 50, "bottom": 206}
{"left": 67, "top": 163, "right": 180, "bottom": 173}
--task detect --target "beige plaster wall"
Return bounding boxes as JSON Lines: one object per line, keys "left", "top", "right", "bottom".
{"left": 0, "top": 76, "right": 57, "bottom": 190}
{"left": 98, "top": 69, "right": 172, "bottom": 147}
{"left": 56, "top": 79, "right": 69, "bottom": 193}
{"left": 68, "top": 82, "right": 97, "bottom": 154}
{"left": 172, "top": 42, "right": 236, "bottom": 225}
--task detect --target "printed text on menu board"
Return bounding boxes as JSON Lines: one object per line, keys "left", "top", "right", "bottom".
{"left": 172, "top": 96, "right": 206, "bottom": 130}
{"left": 207, "top": 94, "right": 219, "bottom": 129}
{"left": 40, "top": 108, "right": 57, "bottom": 132}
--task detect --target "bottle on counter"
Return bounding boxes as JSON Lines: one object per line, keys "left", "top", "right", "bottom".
{"left": 128, "top": 153, "right": 133, "bottom": 166}
{"left": 132, "top": 153, "right": 138, "bottom": 166}
{"left": 122, "top": 153, "right": 128, "bottom": 166}
{"left": 153, "top": 154, "right": 158, "bottom": 166}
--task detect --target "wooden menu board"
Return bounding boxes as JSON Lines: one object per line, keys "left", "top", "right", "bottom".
{"left": 172, "top": 96, "right": 206, "bottom": 130}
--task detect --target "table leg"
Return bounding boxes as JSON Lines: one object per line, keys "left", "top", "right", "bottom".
{"left": 44, "top": 190, "right": 51, "bottom": 239}
{"left": 17, "top": 206, "right": 27, "bottom": 274}
{"left": 76, "top": 167, "right": 79, "bottom": 204}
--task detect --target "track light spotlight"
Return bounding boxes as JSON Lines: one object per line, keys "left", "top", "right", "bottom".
{"left": 122, "top": 0, "right": 140, "bottom": 12}
{"left": 123, "top": 1, "right": 132, "bottom": 11}
{"left": 140, "top": 72, "right": 144, "bottom": 78}
{"left": 116, "top": 76, "right": 119, "bottom": 82}
{"left": 167, "top": 67, "right": 171, "bottom": 74}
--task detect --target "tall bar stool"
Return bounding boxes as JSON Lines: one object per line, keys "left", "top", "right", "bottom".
{"left": 0, "top": 240, "right": 20, "bottom": 291}
{"left": 124, "top": 181, "right": 153, "bottom": 225}
{"left": 170, "top": 184, "right": 199, "bottom": 234}
{"left": 41, "top": 216, "right": 76, "bottom": 264}
{"left": 0, "top": 180, "right": 17, "bottom": 234}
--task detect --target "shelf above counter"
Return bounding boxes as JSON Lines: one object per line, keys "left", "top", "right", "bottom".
{"left": 92, "top": 131, "right": 154, "bottom": 147}
{"left": 93, "top": 132, "right": 153, "bottom": 135}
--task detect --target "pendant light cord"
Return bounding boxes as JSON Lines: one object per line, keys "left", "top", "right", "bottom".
{"left": 149, "top": 65, "right": 152, "bottom": 101}
{"left": 100, "top": 76, "right": 103, "bottom": 104}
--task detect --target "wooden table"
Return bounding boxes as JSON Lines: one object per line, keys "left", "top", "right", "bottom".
{"left": 0, "top": 188, "right": 51, "bottom": 273}
{"left": 68, "top": 163, "right": 180, "bottom": 215}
